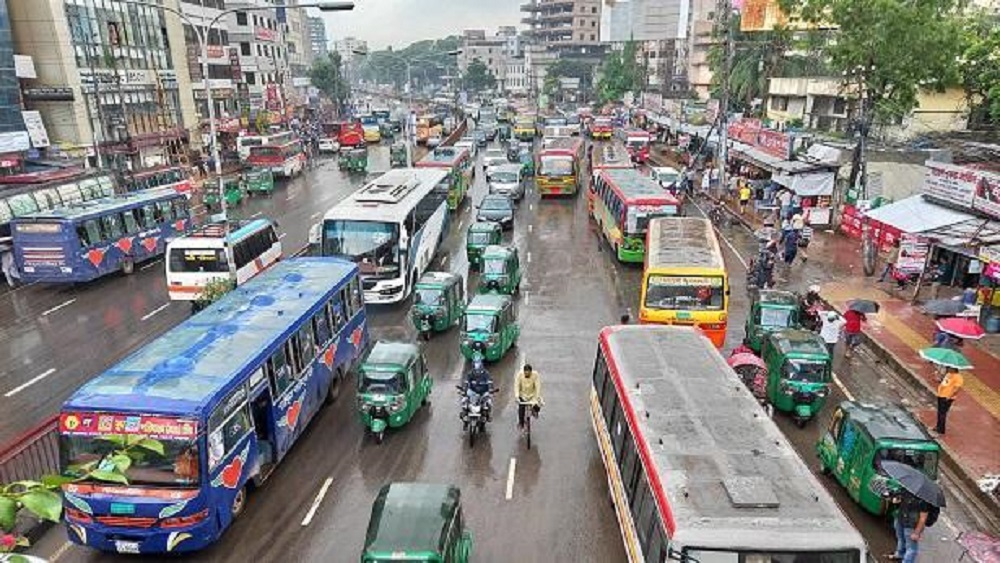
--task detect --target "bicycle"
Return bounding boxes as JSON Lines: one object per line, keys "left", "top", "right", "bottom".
{"left": 517, "top": 399, "right": 540, "bottom": 450}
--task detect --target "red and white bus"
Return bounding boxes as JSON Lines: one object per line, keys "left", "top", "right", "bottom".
{"left": 236, "top": 130, "right": 295, "bottom": 161}
{"left": 591, "top": 325, "right": 868, "bottom": 563}
{"left": 247, "top": 140, "right": 306, "bottom": 178}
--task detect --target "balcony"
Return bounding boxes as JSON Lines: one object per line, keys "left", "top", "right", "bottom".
{"left": 520, "top": 0, "right": 574, "bottom": 12}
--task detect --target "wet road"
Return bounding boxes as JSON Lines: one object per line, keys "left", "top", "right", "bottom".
{"left": 22, "top": 139, "right": 979, "bottom": 561}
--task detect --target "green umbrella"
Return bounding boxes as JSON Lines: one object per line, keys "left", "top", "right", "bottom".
{"left": 919, "top": 347, "right": 973, "bottom": 370}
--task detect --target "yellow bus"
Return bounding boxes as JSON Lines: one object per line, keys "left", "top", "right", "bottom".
{"left": 536, "top": 137, "right": 585, "bottom": 196}
{"left": 639, "top": 217, "right": 729, "bottom": 347}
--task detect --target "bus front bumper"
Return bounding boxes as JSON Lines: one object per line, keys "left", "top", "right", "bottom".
{"left": 363, "top": 281, "right": 407, "bottom": 304}
{"left": 65, "top": 517, "right": 216, "bottom": 554}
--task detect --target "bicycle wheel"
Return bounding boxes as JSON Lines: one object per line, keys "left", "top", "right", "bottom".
{"left": 525, "top": 413, "right": 532, "bottom": 450}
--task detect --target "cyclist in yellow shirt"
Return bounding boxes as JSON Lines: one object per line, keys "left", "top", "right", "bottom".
{"left": 515, "top": 364, "right": 543, "bottom": 430}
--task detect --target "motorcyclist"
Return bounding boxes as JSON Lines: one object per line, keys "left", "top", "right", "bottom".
{"left": 515, "top": 364, "right": 544, "bottom": 430}
{"left": 800, "top": 285, "right": 823, "bottom": 331}
{"left": 462, "top": 355, "right": 494, "bottom": 420}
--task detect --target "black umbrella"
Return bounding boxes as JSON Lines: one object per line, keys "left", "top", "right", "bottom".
{"left": 848, "top": 299, "right": 880, "bottom": 314}
{"left": 881, "top": 461, "right": 947, "bottom": 508}
{"left": 921, "top": 299, "right": 968, "bottom": 317}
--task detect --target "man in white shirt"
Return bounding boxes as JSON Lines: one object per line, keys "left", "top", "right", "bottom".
{"left": 819, "top": 311, "right": 846, "bottom": 357}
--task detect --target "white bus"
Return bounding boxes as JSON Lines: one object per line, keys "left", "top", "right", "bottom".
{"left": 236, "top": 130, "right": 295, "bottom": 161}
{"left": 318, "top": 168, "right": 450, "bottom": 304}
{"left": 591, "top": 325, "right": 868, "bottom": 563}
{"left": 165, "top": 219, "right": 282, "bottom": 304}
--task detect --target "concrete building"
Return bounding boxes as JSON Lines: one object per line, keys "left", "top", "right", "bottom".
{"left": 766, "top": 77, "right": 970, "bottom": 142}
{"left": 608, "top": 38, "right": 689, "bottom": 95}
{"left": 603, "top": 0, "right": 688, "bottom": 43}
{"left": 306, "top": 15, "right": 327, "bottom": 60}
{"left": 226, "top": 2, "right": 286, "bottom": 119}
{"left": 0, "top": 0, "right": 29, "bottom": 169}
{"left": 521, "top": 0, "right": 603, "bottom": 52}
{"left": 180, "top": 0, "right": 235, "bottom": 123}
{"left": 284, "top": 6, "right": 312, "bottom": 110}
{"left": 505, "top": 57, "right": 529, "bottom": 96}
{"left": 10, "top": 0, "right": 197, "bottom": 169}
{"left": 686, "top": 0, "right": 715, "bottom": 99}
{"left": 458, "top": 29, "right": 507, "bottom": 86}
{"left": 333, "top": 36, "right": 366, "bottom": 86}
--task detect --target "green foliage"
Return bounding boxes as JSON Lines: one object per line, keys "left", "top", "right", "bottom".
{"left": 357, "top": 36, "right": 461, "bottom": 89}
{"left": 310, "top": 51, "right": 351, "bottom": 108}
{"left": 195, "top": 277, "right": 236, "bottom": 309}
{"left": 596, "top": 41, "right": 645, "bottom": 104}
{"left": 957, "top": 12, "right": 1000, "bottom": 125}
{"left": 781, "top": 0, "right": 963, "bottom": 125}
{"left": 463, "top": 59, "right": 496, "bottom": 92}
{"left": 707, "top": 14, "right": 829, "bottom": 114}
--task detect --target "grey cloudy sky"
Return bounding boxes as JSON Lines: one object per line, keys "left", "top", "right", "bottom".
{"left": 318, "top": 0, "right": 523, "bottom": 49}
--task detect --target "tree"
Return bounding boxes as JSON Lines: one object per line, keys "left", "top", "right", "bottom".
{"left": 544, "top": 59, "right": 595, "bottom": 102}
{"left": 194, "top": 277, "right": 236, "bottom": 310}
{"left": 309, "top": 51, "right": 351, "bottom": 112}
{"left": 356, "top": 36, "right": 461, "bottom": 90}
{"left": 596, "top": 41, "right": 645, "bottom": 104}
{"left": 463, "top": 59, "right": 496, "bottom": 92}
{"left": 957, "top": 12, "right": 1000, "bottom": 127}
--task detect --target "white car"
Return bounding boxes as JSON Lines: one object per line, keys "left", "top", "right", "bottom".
{"left": 649, "top": 166, "right": 680, "bottom": 190}
{"left": 427, "top": 134, "right": 443, "bottom": 148}
{"left": 488, "top": 164, "right": 524, "bottom": 200}
{"left": 318, "top": 138, "right": 340, "bottom": 153}
{"left": 482, "top": 148, "right": 508, "bottom": 180}
{"left": 455, "top": 138, "right": 476, "bottom": 157}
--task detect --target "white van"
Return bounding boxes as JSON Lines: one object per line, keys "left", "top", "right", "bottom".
{"left": 165, "top": 219, "right": 282, "bottom": 303}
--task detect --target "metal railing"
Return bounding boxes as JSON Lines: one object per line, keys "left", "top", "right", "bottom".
{"left": 0, "top": 415, "right": 60, "bottom": 483}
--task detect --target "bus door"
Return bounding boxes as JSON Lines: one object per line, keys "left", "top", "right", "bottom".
{"left": 249, "top": 373, "right": 277, "bottom": 482}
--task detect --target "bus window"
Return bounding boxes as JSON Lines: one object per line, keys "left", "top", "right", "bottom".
{"left": 122, "top": 209, "right": 140, "bottom": 234}
{"left": 330, "top": 299, "right": 345, "bottom": 333}
{"left": 157, "top": 200, "right": 175, "bottom": 222}
{"left": 297, "top": 325, "right": 316, "bottom": 363}
{"left": 233, "top": 241, "right": 252, "bottom": 270}
{"left": 207, "top": 403, "right": 251, "bottom": 470}
{"left": 100, "top": 213, "right": 123, "bottom": 240}
{"left": 267, "top": 345, "right": 293, "bottom": 396}
{"left": 140, "top": 204, "right": 156, "bottom": 229}
{"left": 313, "top": 308, "right": 332, "bottom": 347}
{"left": 173, "top": 199, "right": 189, "bottom": 219}
{"left": 350, "top": 277, "right": 363, "bottom": 312}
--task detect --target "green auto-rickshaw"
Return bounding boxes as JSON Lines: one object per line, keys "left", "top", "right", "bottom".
{"left": 818, "top": 401, "right": 941, "bottom": 516}
{"left": 202, "top": 174, "right": 244, "bottom": 211}
{"left": 362, "top": 483, "right": 472, "bottom": 563}
{"left": 389, "top": 142, "right": 408, "bottom": 168}
{"left": 466, "top": 222, "right": 502, "bottom": 270}
{"left": 411, "top": 271, "right": 466, "bottom": 340}
{"left": 339, "top": 147, "right": 368, "bottom": 172}
{"left": 744, "top": 289, "right": 800, "bottom": 353}
{"left": 245, "top": 169, "right": 274, "bottom": 196}
{"left": 761, "top": 329, "right": 832, "bottom": 427}
{"left": 478, "top": 245, "right": 522, "bottom": 295}
{"left": 357, "top": 342, "right": 432, "bottom": 444}
{"left": 518, "top": 147, "right": 534, "bottom": 176}
{"left": 460, "top": 293, "right": 519, "bottom": 362}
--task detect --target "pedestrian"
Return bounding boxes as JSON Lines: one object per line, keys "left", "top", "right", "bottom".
{"left": 843, "top": 308, "right": 867, "bottom": 358}
{"left": 887, "top": 490, "right": 930, "bottom": 563}
{"left": 928, "top": 260, "right": 947, "bottom": 300}
{"left": 700, "top": 170, "right": 710, "bottom": 195}
{"left": 878, "top": 240, "right": 901, "bottom": 283}
{"left": 819, "top": 311, "right": 846, "bottom": 357}
{"left": 782, "top": 228, "right": 799, "bottom": 267}
{"left": 0, "top": 245, "right": 19, "bottom": 288}
{"left": 798, "top": 219, "right": 813, "bottom": 264}
{"left": 934, "top": 367, "right": 964, "bottom": 435}
{"left": 738, "top": 181, "right": 752, "bottom": 215}
{"left": 777, "top": 189, "right": 793, "bottom": 220}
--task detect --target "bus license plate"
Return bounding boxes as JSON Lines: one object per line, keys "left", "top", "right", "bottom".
{"left": 115, "top": 541, "right": 140, "bottom": 554}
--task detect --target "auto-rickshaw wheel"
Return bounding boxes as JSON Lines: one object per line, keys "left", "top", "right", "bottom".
{"left": 819, "top": 461, "right": 831, "bottom": 476}
{"left": 795, "top": 418, "right": 807, "bottom": 429}
{"left": 374, "top": 429, "right": 384, "bottom": 445}
{"left": 421, "top": 330, "right": 431, "bottom": 341}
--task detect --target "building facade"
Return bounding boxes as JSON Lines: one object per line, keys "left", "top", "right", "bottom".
{"left": 226, "top": 1, "right": 288, "bottom": 123}
{"left": 521, "top": 0, "right": 602, "bottom": 50}
{"left": 306, "top": 15, "right": 327, "bottom": 59}
{"left": 458, "top": 29, "right": 508, "bottom": 86}
{"left": 180, "top": 0, "right": 235, "bottom": 124}
{"left": 0, "top": 0, "right": 29, "bottom": 172}
{"left": 685, "top": 0, "right": 715, "bottom": 99}
{"left": 11, "top": 0, "right": 197, "bottom": 169}
{"left": 333, "top": 36, "right": 366, "bottom": 86}
{"left": 284, "top": 6, "right": 311, "bottom": 111}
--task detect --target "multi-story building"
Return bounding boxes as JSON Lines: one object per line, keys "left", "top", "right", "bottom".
{"left": 284, "top": 6, "right": 312, "bottom": 112}
{"left": 686, "top": 0, "right": 715, "bottom": 99}
{"left": 333, "top": 37, "right": 366, "bottom": 86}
{"left": 602, "top": 0, "right": 691, "bottom": 95}
{"left": 180, "top": 0, "right": 235, "bottom": 123}
{"left": 521, "top": 0, "right": 604, "bottom": 99}
{"left": 0, "top": 0, "right": 29, "bottom": 171}
{"left": 227, "top": 1, "right": 286, "bottom": 120}
{"left": 11, "top": 0, "right": 198, "bottom": 170}
{"left": 505, "top": 57, "right": 528, "bottom": 96}
{"left": 306, "top": 15, "right": 327, "bottom": 59}
{"left": 608, "top": 38, "right": 689, "bottom": 96}
{"left": 458, "top": 29, "right": 507, "bottom": 86}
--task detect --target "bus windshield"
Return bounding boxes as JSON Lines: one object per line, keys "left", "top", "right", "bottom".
{"left": 644, "top": 275, "right": 724, "bottom": 311}
{"left": 540, "top": 157, "right": 573, "bottom": 177}
{"left": 323, "top": 220, "right": 400, "bottom": 279}
{"left": 169, "top": 248, "right": 229, "bottom": 273}
{"left": 626, "top": 205, "right": 676, "bottom": 234}
{"left": 685, "top": 549, "right": 859, "bottom": 563}
{"left": 61, "top": 434, "right": 201, "bottom": 487}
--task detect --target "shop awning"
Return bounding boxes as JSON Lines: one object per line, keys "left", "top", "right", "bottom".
{"left": 729, "top": 141, "right": 825, "bottom": 175}
{"left": 865, "top": 195, "right": 974, "bottom": 234}
{"left": 772, "top": 171, "right": 835, "bottom": 196}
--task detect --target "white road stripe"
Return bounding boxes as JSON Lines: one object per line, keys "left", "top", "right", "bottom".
{"left": 505, "top": 457, "right": 517, "bottom": 500}
{"left": 279, "top": 232, "right": 288, "bottom": 239}
{"left": 5, "top": 368, "right": 56, "bottom": 398}
{"left": 301, "top": 477, "right": 334, "bottom": 526}
{"left": 251, "top": 211, "right": 263, "bottom": 218}
{"left": 832, "top": 372, "right": 855, "bottom": 401}
{"left": 527, "top": 252, "right": 532, "bottom": 264}
{"left": 141, "top": 303, "right": 171, "bottom": 322}
{"left": 41, "top": 298, "right": 76, "bottom": 317}
{"left": 48, "top": 541, "right": 73, "bottom": 563}
{"left": 529, "top": 204, "right": 534, "bottom": 211}
{"left": 528, "top": 224, "right": 533, "bottom": 233}
{"left": 140, "top": 259, "right": 162, "bottom": 272}
{"left": 442, "top": 255, "right": 449, "bottom": 266}
{"left": 310, "top": 211, "right": 322, "bottom": 219}
{"left": 286, "top": 193, "right": 297, "bottom": 201}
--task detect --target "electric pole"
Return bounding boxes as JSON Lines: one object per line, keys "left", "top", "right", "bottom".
{"left": 716, "top": 0, "right": 735, "bottom": 196}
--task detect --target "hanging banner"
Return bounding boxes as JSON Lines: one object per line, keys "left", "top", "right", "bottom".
{"left": 22, "top": 110, "right": 50, "bottom": 148}
{"left": 972, "top": 170, "right": 1000, "bottom": 221}
{"left": 896, "top": 233, "right": 930, "bottom": 275}
{"left": 921, "top": 161, "right": 978, "bottom": 208}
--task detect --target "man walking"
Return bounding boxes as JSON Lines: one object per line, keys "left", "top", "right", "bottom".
{"left": 879, "top": 240, "right": 901, "bottom": 283}
{"left": 843, "top": 308, "right": 866, "bottom": 358}
{"left": 887, "top": 491, "right": 930, "bottom": 562}
{"left": 819, "top": 311, "right": 845, "bottom": 357}
{"left": 935, "top": 367, "right": 964, "bottom": 435}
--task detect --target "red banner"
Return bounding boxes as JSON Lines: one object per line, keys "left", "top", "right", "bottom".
{"left": 756, "top": 129, "right": 792, "bottom": 160}
{"left": 972, "top": 171, "right": 1000, "bottom": 220}
{"left": 60, "top": 412, "right": 198, "bottom": 439}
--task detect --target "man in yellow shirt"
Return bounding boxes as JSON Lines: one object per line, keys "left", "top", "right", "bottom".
{"left": 935, "top": 368, "right": 964, "bottom": 434}
{"left": 515, "top": 364, "right": 543, "bottom": 430}
{"left": 738, "top": 183, "right": 752, "bottom": 215}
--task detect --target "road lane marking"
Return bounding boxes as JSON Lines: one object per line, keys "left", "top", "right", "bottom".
{"left": 528, "top": 224, "right": 533, "bottom": 233}
{"left": 832, "top": 372, "right": 855, "bottom": 401}
{"left": 49, "top": 541, "right": 73, "bottom": 563}
{"left": 527, "top": 252, "right": 532, "bottom": 264}
{"left": 251, "top": 211, "right": 263, "bottom": 218}
{"left": 41, "top": 298, "right": 76, "bottom": 317}
{"left": 301, "top": 477, "right": 334, "bottom": 526}
{"left": 529, "top": 204, "right": 534, "bottom": 211}
{"left": 310, "top": 211, "right": 322, "bottom": 219}
{"left": 286, "top": 193, "right": 297, "bottom": 201}
{"left": 141, "top": 303, "right": 171, "bottom": 322}
{"left": 279, "top": 232, "right": 288, "bottom": 239}
{"left": 442, "top": 255, "right": 449, "bottom": 266}
{"left": 505, "top": 457, "right": 517, "bottom": 500}
{"left": 5, "top": 368, "right": 56, "bottom": 398}
{"left": 140, "top": 259, "right": 162, "bottom": 271}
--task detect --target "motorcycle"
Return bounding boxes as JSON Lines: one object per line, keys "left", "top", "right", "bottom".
{"left": 457, "top": 351, "right": 499, "bottom": 448}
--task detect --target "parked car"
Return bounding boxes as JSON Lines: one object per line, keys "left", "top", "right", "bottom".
{"left": 427, "top": 133, "right": 443, "bottom": 148}
{"left": 488, "top": 164, "right": 524, "bottom": 201}
{"left": 318, "top": 138, "right": 340, "bottom": 153}
{"left": 476, "top": 194, "right": 515, "bottom": 230}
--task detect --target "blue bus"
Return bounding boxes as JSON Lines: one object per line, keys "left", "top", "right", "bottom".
{"left": 58, "top": 258, "right": 370, "bottom": 554}
{"left": 12, "top": 187, "right": 190, "bottom": 283}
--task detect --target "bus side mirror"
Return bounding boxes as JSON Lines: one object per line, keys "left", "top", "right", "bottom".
{"left": 308, "top": 223, "right": 321, "bottom": 246}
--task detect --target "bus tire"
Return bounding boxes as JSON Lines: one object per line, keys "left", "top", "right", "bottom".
{"left": 231, "top": 486, "right": 247, "bottom": 519}
{"left": 326, "top": 369, "right": 343, "bottom": 405}
{"left": 122, "top": 258, "right": 135, "bottom": 275}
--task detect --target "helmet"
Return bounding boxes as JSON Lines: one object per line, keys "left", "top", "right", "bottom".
{"left": 809, "top": 284, "right": 821, "bottom": 294}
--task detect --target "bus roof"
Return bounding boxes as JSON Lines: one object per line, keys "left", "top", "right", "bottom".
{"left": 599, "top": 169, "right": 678, "bottom": 205}
{"left": 173, "top": 219, "right": 273, "bottom": 245}
{"left": 15, "top": 187, "right": 180, "bottom": 222}
{"left": 594, "top": 143, "right": 632, "bottom": 167}
{"left": 322, "top": 168, "right": 450, "bottom": 225}
{"left": 600, "top": 325, "right": 865, "bottom": 551}
{"left": 63, "top": 258, "right": 357, "bottom": 416}
{"left": 416, "top": 146, "right": 469, "bottom": 167}
{"left": 646, "top": 217, "right": 724, "bottom": 270}
{"left": 539, "top": 137, "right": 583, "bottom": 156}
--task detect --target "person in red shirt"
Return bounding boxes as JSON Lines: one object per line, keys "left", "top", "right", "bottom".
{"left": 843, "top": 309, "right": 867, "bottom": 357}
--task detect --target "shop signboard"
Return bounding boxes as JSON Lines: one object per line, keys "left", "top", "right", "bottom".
{"left": 22, "top": 110, "right": 50, "bottom": 148}
{"left": 255, "top": 27, "right": 276, "bottom": 42}
{"left": 896, "top": 233, "right": 930, "bottom": 274}
{"left": 921, "top": 161, "right": 977, "bottom": 208}
{"left": 980, "top": 246, "right": 1000, "bottom": 280}
{"left": 756, "top": 129, "right": 792, "bottom": 160}
{"left": 728, "top": 118, "right": 761, "bottom": 145}
{"left": 229, "top": 47, "right": 243, "bottom": 82}
{"left": 972, "top": 170, "right": 1000, "bottom": 221}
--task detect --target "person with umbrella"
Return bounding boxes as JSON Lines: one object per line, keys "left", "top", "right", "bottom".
{"left": 843, "top": 300, "right": 877, "bottom": 358}
{"left": 935, "top": 367, "right": 965, "bottom": 435}
{"left": 882, "top": 460, "right": 946, "bottom": 562}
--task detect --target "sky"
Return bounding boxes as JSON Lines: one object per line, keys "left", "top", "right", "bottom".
{"left": 318, "top": 0, "right": 523, "bottom": 50}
